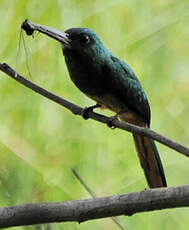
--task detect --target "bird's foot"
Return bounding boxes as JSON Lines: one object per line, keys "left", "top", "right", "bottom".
{"left": 107, "top": 114, "right": 119, "bottom": 129}
{"left": 81, "top": 104, "right": 101, "bottom": 120}
{"left": 107, "top": 111, "right": 124, "bottom": 129}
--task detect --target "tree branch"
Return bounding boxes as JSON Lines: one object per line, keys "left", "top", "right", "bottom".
{"left": 0, "top": 185, "right": 189, "bottom": 228}
{"left": 0, "top": 62, "right": 189, "bottom": 157}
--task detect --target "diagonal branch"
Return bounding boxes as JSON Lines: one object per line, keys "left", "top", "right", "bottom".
{"left": 0, "top": 185, "right": 189, "bottom": 229}
{"left": 0, "top": 62, "right": 189, "bottom": 157}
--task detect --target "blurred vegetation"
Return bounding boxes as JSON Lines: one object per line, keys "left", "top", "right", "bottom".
{"left": 0, "top": 0, "right": 189, "bottom": 229}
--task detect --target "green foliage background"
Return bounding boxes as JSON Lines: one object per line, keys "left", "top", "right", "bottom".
{"left": 1, "top": 0, "right": 189, "bottom": 229}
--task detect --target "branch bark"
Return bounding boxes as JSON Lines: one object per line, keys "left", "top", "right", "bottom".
{"left": 0, "top": 62, "right": 189, "bottom": 157}
{"left": 0, "top": 185, "right": 189, "bottom": 228}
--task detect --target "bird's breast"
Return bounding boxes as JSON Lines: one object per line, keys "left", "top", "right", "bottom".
{"left": 64, "top": 54, "right": 108, "bottom": 97}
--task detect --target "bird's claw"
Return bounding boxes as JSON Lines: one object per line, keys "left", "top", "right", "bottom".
{"left": 81, "top": 104, "right": 100, "bottom": 120}
{"left": 107, "top": 115, "right": 119, "bottom": 129}
{"left": 81, "top": 107, "right": 92, "bottom": 120}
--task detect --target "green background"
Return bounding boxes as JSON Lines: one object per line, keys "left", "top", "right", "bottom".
{"left": 1, "top": 0, "right": 189, "bottom": 229}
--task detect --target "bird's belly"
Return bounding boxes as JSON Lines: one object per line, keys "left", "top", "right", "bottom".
{"left": 88, "top": 93, "right": 127, "bottom": 112}
{"left": 88, "top": 93, "right": 146, "bottom": 126}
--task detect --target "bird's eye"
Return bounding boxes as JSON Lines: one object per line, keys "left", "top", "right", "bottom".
{"left": 80, "top": 34, "right": 90, "bottom": 44}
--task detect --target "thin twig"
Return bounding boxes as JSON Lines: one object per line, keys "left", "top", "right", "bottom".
{"left": 0, "top": 62, "right": 189, "bottom": 157}
{"left": 72, "top": 168, "right": 126, "bottom": 230}
{"left": 72, "top": 168, "right": 96, "bottom": 198}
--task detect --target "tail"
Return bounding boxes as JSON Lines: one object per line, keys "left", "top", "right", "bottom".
{"left": 133, "top": 134, "right": 167, "bottom": 188}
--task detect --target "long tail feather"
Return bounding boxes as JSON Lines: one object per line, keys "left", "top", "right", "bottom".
{"left": 133, "top": 134, "right": 167, "bottom": 188}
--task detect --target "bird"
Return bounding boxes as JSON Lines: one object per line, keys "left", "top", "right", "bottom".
{"left": 59, "top": 28, "right": 167, "bottom": 188}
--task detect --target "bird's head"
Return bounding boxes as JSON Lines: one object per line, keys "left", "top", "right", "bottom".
{"left": 60, "top": 28, "right": 107, "bottom": 60}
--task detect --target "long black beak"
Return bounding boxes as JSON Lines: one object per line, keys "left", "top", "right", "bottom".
{"left": 21, "top": 19, "right": 71, "bottom": 46}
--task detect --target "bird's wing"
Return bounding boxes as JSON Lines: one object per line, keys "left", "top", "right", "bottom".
{"left": 103, "top": 56, "right": 151, "bottom": 125}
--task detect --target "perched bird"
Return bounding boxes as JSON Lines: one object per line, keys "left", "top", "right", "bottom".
{"left": 22, "top": 20, "right": 166, "bottom": 188}
{"left": 60, "top": 28, "right": 167, "bottom": 188}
